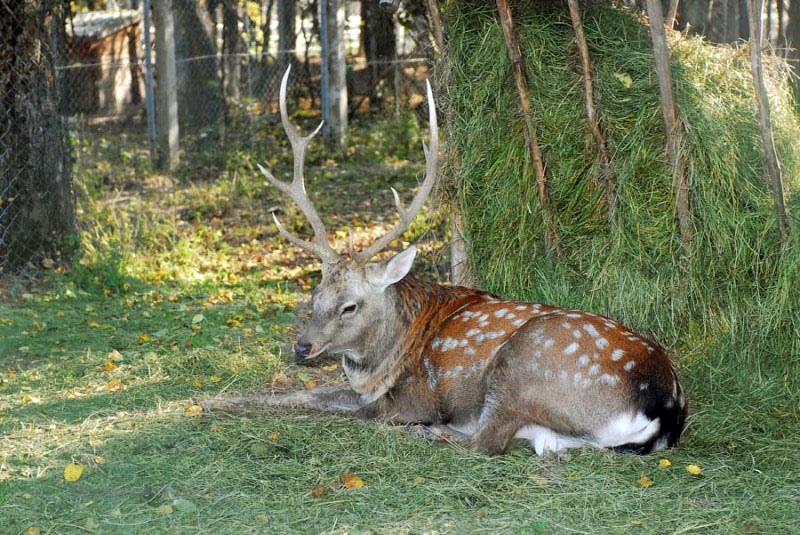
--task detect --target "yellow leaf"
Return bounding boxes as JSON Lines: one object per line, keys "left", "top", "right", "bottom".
{"left": 209, "top": 424, "right": 222, "bottom": 433}
{"left": 87, "top": 320, "right": 100, "bottom": 328}
{"left": 686, "top": 464, "right": 702, "bottom": 476}
{"left": 93, "top": 455, "right": 107, "bottom": 465}
{"left": 25, "top": 528, "right": 41, "bottom": 535}
{"left": 659, "top": 459, "right": 672, "bottom": 468}
{"left": 7, "top": 368, "right": 15, "bottom": 378}
{"left": 192, "top": 313, "right": 205, "bottom": 325}
{"left": 21, "top": 394, "right": 33, "bottom": 404}
{"left": 105, "top": 379, "right": 125, "bottom": 391}
{"left": 184, "top": 404, "right": 203, "bottom": 416}
{"left": 56, "top": 311, "right": 65, "bottom": 317}
{"left": 254, "top": 513, "right": 268, "bottom": 522}
{"left": 0, "top": 317, "right": 13, "bottom": 325}
{"left": 191, "top": 379, "right": 204, "bottom": 388}
{"left": 107, "top": 350, "right": 123, "bottom": 361}
{"left": 103, "top": 360, "right": 117, "bottom": 372}
{"left": 636, "top": 475, "right": 654, "bottom": 488}
{"left": 270, "top": 432, "right": 281, "bottom": 440}
{"left": 139, "top": 333, "right": 150, "bottom": 342}
{"left": 312, "top": 484, "right": 326, "bottom": 497}
{"left": 341, "top": 472, "right": 365, "bottom": 489}
{"left": 303, "top": 379, "right": 318, "bottom": 389}
{"left": 614, "top": 72, "right": 633, "bottom": 88}
{"left": 209, "top": 375, "right": 221, "bottom": 383}
{"left": 155, "top": 504, "right": 174, "bottom": 515}
{"left": 321, "top": 364, "right": 338, "bottom": 371}
{"left": 89, "top": 439, "right": 104, "bottom": 447}
{"left": 64, "top": 463, "right": 84, "bottom": 482}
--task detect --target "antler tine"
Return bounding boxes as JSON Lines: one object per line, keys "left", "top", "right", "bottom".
{"left": 259, "top": 65, "right": 339, "bottom": 264}
{"left": 353, "top": 79, "right": 439, "bottom": 265}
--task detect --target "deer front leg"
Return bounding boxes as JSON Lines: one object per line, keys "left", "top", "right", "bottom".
{"left": 199, "top": 385, "right": 364, "bottom": 415}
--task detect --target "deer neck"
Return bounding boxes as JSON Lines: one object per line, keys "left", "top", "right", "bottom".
{"left": 342, "top": 275, "right": 489, "bottom": 400}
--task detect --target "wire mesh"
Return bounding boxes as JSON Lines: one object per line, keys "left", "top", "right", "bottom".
{"left": 1, "top": 0, "right": 431, "bottom": 275}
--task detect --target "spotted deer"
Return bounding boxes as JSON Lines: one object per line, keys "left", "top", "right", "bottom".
{"left": 201, "top": 66, "right": 688, "bottom": 456}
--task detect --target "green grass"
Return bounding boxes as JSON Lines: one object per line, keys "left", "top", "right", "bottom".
{"left": 2, "top": 13, "right": 800, "bottom": 531}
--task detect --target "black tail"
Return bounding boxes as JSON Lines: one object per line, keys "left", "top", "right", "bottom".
{"left": 612, "top": 368, "right": 688, "bottom": 455}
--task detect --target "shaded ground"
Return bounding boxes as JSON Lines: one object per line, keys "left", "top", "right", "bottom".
{"left": 1, "top": 115, "right": 798, "bottom": 534}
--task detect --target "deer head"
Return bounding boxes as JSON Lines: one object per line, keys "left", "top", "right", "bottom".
{"left": 260, "top": 66, "right": 438, "bottom": 371}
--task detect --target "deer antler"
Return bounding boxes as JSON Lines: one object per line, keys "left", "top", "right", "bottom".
{"left": 352, "top": 79, "right": 439, "bottom": 265}
{"left": 258, "top": 65, "right": 340, "bottom": 265}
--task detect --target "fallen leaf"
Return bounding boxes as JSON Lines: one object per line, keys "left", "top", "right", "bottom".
{"left": 614, "top": 72, "right": 633, "bottom": 88}
{"left": 209, "top": 375, "right": 221, "bottom": 382}
{"left": 340, "top": 472, "right": 365, "bottom": 489}
{"left": 686, "top": 464, "right": 702, "bottom": 476}
{"left": 296, "top": 371, "right": 313, "bottom": 383}
{"left": 321, "top": 364, "right": 338, "bottom": 371}
{"left": 64, "top": 463, "right": 84, "bottom": 482}
{"left": 87, "top": 320, "right": 100, "bottom": 328}
{"left": 303, "top": 379, "right": 318, "bottom": 389}
{"left": 6, "top": 368, "right": 15, "bottom": 378}
{"left": 184, "top": 404, "right": 203, "bottom": 416}
{"left": 636, "top": 475, "right": 654, "bottom": 488}
{"left": 209, "top": 424, "right": 222, "bottom": 432}
{"left": 24, "top": 528, "right": 40, "bottom": 535}
{"left": 105, "top": 379, "right": 125, "bottom": 391}
{"left": 139, "top": 333, "right": 150, "bottom": 342}
{"left": 42, "top": 258, "right": 54, "bottom": 269}
{"left": 88, "top": 439, "right": 104, "bottom": 447}
{"left": 312, "top": 484, "right": 326, "bottom": 497}
{"left": 93, "top": 455, "right": 107, "bottom": 465}
{"left": 254, "top": 513, "right": 268, "bottom": 522}
{"left": 107, "top": 350, "right": 124, "bottom": 361}
{"left": 270, "top": 432, "right": 281, "bottom": 440}
{"left": 191, "top": 379, "right": 204, "bottom": 388}
{"left": 192, "top": 313, "right": 205, "bottom": 325}
{"left": 659, "top": 459, "right": 672, "bottom": 468}
{"left": 155, "top": 504, "right": 174, "bottom": 515}
{"left": 102, "top": 360, "right": 117, "bottom": 372}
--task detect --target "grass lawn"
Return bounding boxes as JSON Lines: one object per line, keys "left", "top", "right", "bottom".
{"left": 1, "top": 118, "right": 798, "bottom": 534}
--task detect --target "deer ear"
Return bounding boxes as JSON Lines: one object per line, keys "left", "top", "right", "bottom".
{"left": 368, "top": 245, "right": 416, "bottom": 290}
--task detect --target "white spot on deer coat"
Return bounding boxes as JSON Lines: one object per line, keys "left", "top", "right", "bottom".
{"left": 610, "top": 348, "right": 624, "bottom": 361}
{"left": 464, "top": 346, "right": 476, "bottom": 356}
{"left": 566, "top": 313, "right": 582, "bottom": 318}
{"left": 466, "top": 328, "right": 481, "bottom": 337}
{"left": 513, "top": 318, "right": 525, "bottom": 327}
{"left": 577, "top": 355, "right": 590, "bottom": 367}
{"left": 543, "top": 338, "right": 555, "bottom": 349}
{"left": 516, "top": 305, "right": 527, "bottom": 311}
{"left": 441, "top": 338, "right": 458, "bottom": 351}
{"left": 599, "top": 373, "right": 619, "bottom": 386}
{"left": 584, "top": 324, "right": 599, "bottom": 337}
{"left": 494, "top": 308, "right": 509, "bottom": 318}
{"left": 588, "top": 364, "right": 600, "bottom": 376}
{"left": 595, "top": 337, "right": 609, "bottom": 349}
{"left": 624, "top": 360, "right": 636, "bottom": 371}
{"left": 430, "top": 338, "right": 441, "bottom": 350}
{"left": 564, "top": 342, "right": 579, "bottom": 355}
{"left": 573, "top": 329, "right": 582, "bottom": 338}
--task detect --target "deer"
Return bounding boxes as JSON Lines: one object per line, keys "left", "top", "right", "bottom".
{"left": 200, "top": 66, "right": 688, "bottom": 456}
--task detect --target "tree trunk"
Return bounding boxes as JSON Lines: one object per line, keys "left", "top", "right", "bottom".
{"left": 567, "top": 0, "right": 617, "bottom": 234}
{"left": 646, "top": 0, "right": 692, "bottom": 250}
{"left": 154, "top": 0, "right": 180, "bottom": 170}
{"left": 787, "top": 0, "right": 800, "bottom": 102}
{"left": 360, "top": 0, "right": 395, "bottom": 110}
{"left": 173, "top": 0, "right": 224, "bottom": 127}
{"left": 495, "top": 0, "right": 558, "bottom": 253}
{"left": 747, "top": 0, "right": 790, "bottom": 242}
{"left": 278, "top": 0, "right": 296, "bottom": 70}
{"left": 223, "top": 0, "right": 242, "bottom": 100}
{"left": 0, "top": 0, "right": 75, "bottom": 271}
{"left": 327, "top": 0, "right": 347, "bottom": 149}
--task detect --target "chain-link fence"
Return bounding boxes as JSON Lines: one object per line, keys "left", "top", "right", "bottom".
{"left": 1, "top": 0, "right": 431, "bottom": 275}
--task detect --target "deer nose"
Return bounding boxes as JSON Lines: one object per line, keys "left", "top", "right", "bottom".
{"left": 294, "top": 342, "right": 313, "bottom": 359}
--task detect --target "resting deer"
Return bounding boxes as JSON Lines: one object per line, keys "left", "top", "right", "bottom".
{"left": 201, "top": 66, "right": 688, "bottom": 456}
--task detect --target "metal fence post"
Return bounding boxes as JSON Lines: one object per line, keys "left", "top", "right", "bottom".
{"left": 142, "top": 0, "right": 157, "bottom": 158}
{"left": 153, "top": 0, "right": 180, "bottom": 170}
{"left": 320, "top": 0, "right": 330, "bottom": 139}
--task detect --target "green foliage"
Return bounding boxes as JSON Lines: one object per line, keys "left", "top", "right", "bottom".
{"left": 445, "top": 3, "right": 800, "bottom": 390}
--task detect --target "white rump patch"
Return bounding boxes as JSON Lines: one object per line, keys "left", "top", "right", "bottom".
{"left": 595, "top": 411, "right": 661, "bottom": 449}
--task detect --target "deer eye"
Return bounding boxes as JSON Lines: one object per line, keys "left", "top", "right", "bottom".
{"left": 340, "top": 303, "right": 358, "bottom": 318}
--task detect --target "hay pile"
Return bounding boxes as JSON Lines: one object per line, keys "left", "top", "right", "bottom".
{"left": 443, "top": 3, "right": 799, "bottom": 383}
